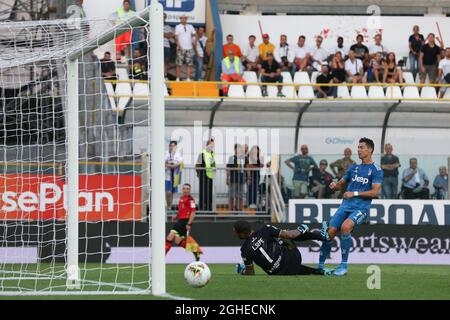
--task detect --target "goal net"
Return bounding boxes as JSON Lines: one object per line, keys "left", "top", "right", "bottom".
{"left": 0, "top": 5, "right": 165, "bottom": 295}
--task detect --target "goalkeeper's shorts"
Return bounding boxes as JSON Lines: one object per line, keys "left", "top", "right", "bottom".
{"left": 171, "top": 219, "right": 189, "bottom": 238}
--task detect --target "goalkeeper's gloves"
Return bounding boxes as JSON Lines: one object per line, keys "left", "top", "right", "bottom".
{"left": 236, "top": 263, "right": 246, "bottom": 275}
{"left": 297, "top": 223, "right": 309, "bottom": 234}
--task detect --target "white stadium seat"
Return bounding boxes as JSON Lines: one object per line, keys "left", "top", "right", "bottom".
{"left": 281, "top": 72, "right": 293, "bottom": 83}
{"left": 104, "top": 82, "right": 117, "bottom": 110}
{"left": 266, "top": 85, "right": 279, "bottom": 97}
{"left": 368, "top": 86, "right": 385, "bottom": 99}
{"left": 310, "top": 71, "right": 319, "bottom": 84}
{"left": 293, "top": 71, "right": 310, "bottom": 84}
{"left": 297, "top": 85, "right": 315, "bottom": 99}
{"left": 350, "top": 85, "right": 368, "bottom": 98}
{"left": 444, "top": 88, "right": 450, "bottom": 99}
{"left": 243, "top": 71, "right": 258, "bottom": 83}
{"left": 403, "top": 72, "right": 414, "bottom": 84}
{"left": 337, "top": 85, "right": 350, "bottom": 98}
{"left": 245, "top": 85, "right": 263, "bottom": 98}
{"left": 282, "top": 85, "right": 296, "bottom": 98}
{"left": 227, "top": 85, "right": 245, "bottom": 97}
{"left": 117, "top": 67, "right": 129, "bottom": 81}
{"left": 403, "top": 86, "right": 420, "bottom": 99}
{"left": 420, "top": 86, "right": 437, "bottom": 99}
{"left": 385, "top": 86, "right": 403, "bottom": 99}
{"left": 133, "top": 82, "right": 150, "bottom": 98}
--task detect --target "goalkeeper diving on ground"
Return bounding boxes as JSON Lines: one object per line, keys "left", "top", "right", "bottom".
{"left": 234, "top": 220, "right": 332, "bottom": 276}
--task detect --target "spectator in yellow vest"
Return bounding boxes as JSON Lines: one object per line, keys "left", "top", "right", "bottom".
{"left": 114, "top": 0, "right": 135, "bottom": 61}
{"left": 195, "top": 139, "right": 216, "bottom": 211}
{"left": 221, "top": 49, "right": 245, "bottom": 95}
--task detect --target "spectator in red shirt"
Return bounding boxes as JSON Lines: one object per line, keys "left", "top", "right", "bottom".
{"left": 165, "top": 183, "right": 201, "bottom": 261}
{"left": 223, "top": 34, "right": 242, "bottom": 58}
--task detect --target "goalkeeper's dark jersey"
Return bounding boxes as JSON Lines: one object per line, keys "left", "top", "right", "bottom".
{"left": 240, "top": 225, "right": 302, "bottom": 275}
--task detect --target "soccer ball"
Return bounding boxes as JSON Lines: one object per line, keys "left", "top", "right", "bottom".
{"left": 184, "top": 261, "right": 211, "bottom": 288}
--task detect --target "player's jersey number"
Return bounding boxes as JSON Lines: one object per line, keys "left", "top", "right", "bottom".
{"left": 259, "top": 247, "right": 273, "bottom": 263}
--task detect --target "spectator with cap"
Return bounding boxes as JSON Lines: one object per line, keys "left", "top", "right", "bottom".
{"left": 433, "top": 166, "right": 448, "bottom": 199}
{"left": 409, "top": 25, "right": 425, "bottom": 80}
{"left": 332, "top": 36, "right": 348, "bottom": 59}
{"left": 381, "top": 143, "right": 401, "bottom": 199}
{"left": 223, "top": 34, "right": 242, "bottom": 58}
{"left": 258, "top": 33, "right": 276, "bottom": 62}
{"left": 242, "top": 35, "right": 260, "bottom": 72}
{"left": 419, "top": 33, "right": 441, "bottom": 84}
{"left": 221, "top": 49, "right": 245, "bottom": 96}
{"left": 274, "top": 34, "right": 296, "bottom": 77}
{"left": 293, "top": 35, "right": 311, "bottom": 72}
{"left": 311, "top": 159, "right": 334, "bottom": 199}
{"left": 315, "top": 63, "right": 337, "bottom": 98}
{"left": 402, "top": 158, "right": 430, "bottom": 199}
{"left": 174, "top": 14, "right": 197, "bottom": 81}
{"left": 311, "top": 35, "right": 329, "bottom": 71}
{"left": 259, "top": 51, "right": 285, "bottom": 97}
{"left": 284, "top": 144, "right": 317, "bottom": 199}
{"left": 350, "top": 34, "right": 369, "bottom": 60}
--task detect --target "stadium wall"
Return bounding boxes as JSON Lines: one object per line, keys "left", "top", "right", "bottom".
{"left": 1, "top": 222, "right": 448, "bottom": 265}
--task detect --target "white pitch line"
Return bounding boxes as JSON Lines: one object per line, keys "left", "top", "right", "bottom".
{"left": 159, "top": 293, "right": 193, "bottom": 300}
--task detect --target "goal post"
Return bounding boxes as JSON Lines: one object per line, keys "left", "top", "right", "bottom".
{"left": 0, "top": 3, "right": 165, "bottom": 295}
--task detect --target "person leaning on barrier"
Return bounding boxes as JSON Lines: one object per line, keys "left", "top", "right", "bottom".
{"left": 195, "top": 138, "right": 216, "bottom": 211}
{"left": 433, "top": 166, "right": 448, "bottom": 199}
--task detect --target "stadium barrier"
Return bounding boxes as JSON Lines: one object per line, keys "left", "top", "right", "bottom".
{"left": 1, "top": 222, "right": 447, "bottom": 265}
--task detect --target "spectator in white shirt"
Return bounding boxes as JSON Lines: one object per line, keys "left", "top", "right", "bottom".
{"left": 293, "top": 35, "right": 311, "bottom": 72}
{"left": 438, "top": 47, "right": 450, "bottom": 98}
{"left": 345, "top": 50, "right": 366, "bottom": 83}
{"left": 165, "top": 141, "right": 183, "bottom": 209}
{"left": 369, "top": 34, "right": 389, "bottom": 59}
{"left": 174, "top": 14, "right": 197, "bottom": 81}
{"left": 275, "top": 34, "right": 296, "bottom": 77}
{"left": 194, "top": 27, "right": 208, "bottom": 81}
{"left": 311, "top": 36, "right": 329, "bottom": 71}
{"left": 332, "top": 36, "right": 348, "bottom": 59}
{"left": 242, "top": 35, "right": 259, "bottom": 72}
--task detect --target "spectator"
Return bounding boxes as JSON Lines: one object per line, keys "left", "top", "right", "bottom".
{"left": 259, "top": 51, "right": 285, "bottom": 97}
{"left": 380, "top": 143, "right": 401, "bottom": 199}
{"left": 221, "top": 49, "right": 245, "bottom": 96}
{"left": 284, "top": 144, "right": 317, "bottom": 199}
{"left": 330, "top": 51, "right": 346, "bottom": 84}
{"left": 366, "top": 52, "right": 384, "bottom": 83}
{"left": 163, "top": 13, "right": 174, "bottom": 79}
{"left": 369, "top": 34, "right": 389, "bottom": 58}
{"left": 194, "top": 27, "right": 208, "bottom": 81}
{"left": 419, "top": 33, "right": 441, "bottom": 84}
{"left": 258, "top": 33, "right": 276, "bottom": 62}
{"left": 66, "top": 0, "right": 86, "bottom": 18}
{"left": 311, "top": 160, "right": 334, "bottom": 199}
{"left": 274, "top": 34, "right": 296, "bottom": 77}
{"left": 114, "top": 0, "right": 135, "bottom": 61}
{"left": 175, "top": 14, "right": 196, "bottom": 81}
{"left": 242, "top": 35, "right": 259, "bottom": 72}
{"left": 311, "top": 36, "right": 329, "bottom": 71}
{"left": 128, "top": 47, "right": 147, "bottom": 80}
{"left": 222, "top": 34, "right": 242, "bottom": 58}
{"left": 100, "top": 52, "right": 117, "bottom": 87}
{"left": 383, "top": 52, "right": 404, "bottom": 83}
{"left": 433, "top": 166, "right": 448, "bottom": 199}
{"left": 165, "top": 141, "right": 183, "bottom": 209}
{"left": 227, "top": 144, "right": 248, "bottom": 212}
{"left": 402, "top": 158, "right": 430, "bottom": 199}
{"left": 331, "top": 36, "right": 348, "bottom": 58}
{"left": 293, "top": 35, "right": 311, "bottom": 72}
{"left": 247, "top": 145, "right": 264, "bottom": 209}
{"left": 438, "top": 47, "right": 450, "bottom": 98}
{"left": 195, "top": 138, "right": 216, "bottom": 211}
{"left": 330, "top": 147, "right": 356, "bottom": 180}
{"left": 408, "top": 25, "right": 425, "bottom": 80}
{"left": 315, "top": 64, "right": 337, "bottom": 98}
{"left": 345, "top": 50, "right": 365, "bottom": 83}
{"left": 350, "top": 34, "right": 369, "bottom": 60}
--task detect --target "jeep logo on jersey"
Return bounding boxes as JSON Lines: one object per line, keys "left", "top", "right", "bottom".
{"left": 352, "top": 174, "right": 369, "bottom": 184}
{"left": 159, "top": 0, "right": 195, "bottom": 12}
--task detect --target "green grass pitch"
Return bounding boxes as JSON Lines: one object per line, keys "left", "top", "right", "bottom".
{"left": 0, "top": 264, "right": 449, "bottom": 300}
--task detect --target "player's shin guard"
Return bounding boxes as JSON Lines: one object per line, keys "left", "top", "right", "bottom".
{"left": 165, "top": 240, "right": 172, "bottom": 254}
{"left": 340, "top": 233, "right": 352, "bottom": 267}
{"left": 318, "top": 240, "right": 332, "bottom": 270}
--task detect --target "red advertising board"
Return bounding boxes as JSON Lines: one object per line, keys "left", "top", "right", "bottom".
{"left": 0, "top": 174, "right": 142, "bottom": 221}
